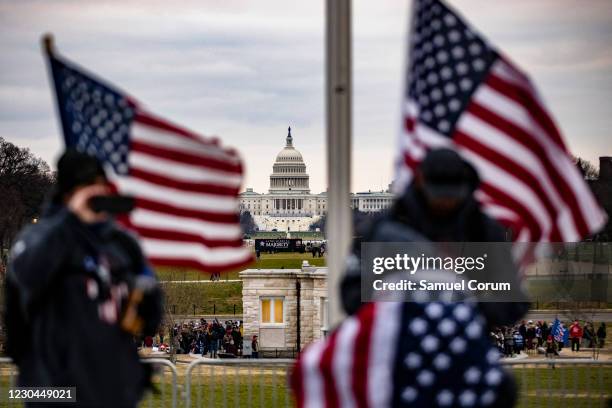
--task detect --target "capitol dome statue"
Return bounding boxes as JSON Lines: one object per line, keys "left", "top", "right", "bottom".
{"left": 270, "top": 127, "right": 310, "bottom": 193}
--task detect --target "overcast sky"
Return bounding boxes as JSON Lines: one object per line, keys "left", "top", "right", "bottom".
{"left": 1, "top": 0, "right": 610, "bottom": 193}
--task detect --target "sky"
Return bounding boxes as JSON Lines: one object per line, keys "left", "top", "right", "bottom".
{"left": 0, "top": 0, "right": 611, "bottom": 194}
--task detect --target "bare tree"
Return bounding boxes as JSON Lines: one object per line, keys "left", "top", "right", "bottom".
{"left": 0, "top": 137, "right": 55, "bottom": 257}
{"left": 573, "top": 156, "right": 599, "bottom": 180}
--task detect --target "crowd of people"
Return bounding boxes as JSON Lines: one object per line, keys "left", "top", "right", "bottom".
{"left": 490, "top": 320, "right": 607, "bottom": 358}
{"left": 173, "top": 319, "right": 240, "bottom": 357}
{"left": 156, "top": 319, "right": 259, "bottom": 358}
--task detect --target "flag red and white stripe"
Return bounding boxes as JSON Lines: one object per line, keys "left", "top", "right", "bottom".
{"left": 291, "top": 302, "right": 403, "bottom": 408}
{"left": 292, "top": 0, "right": 607, "bottom": 404}
{"left": 395, "top": 1, "right": 606, "bottom": 248}
{"left": 114, "top": 110, "right": 253, "bottom": 272}
{"left": 47, "top": 46, "right": 253, "bottom": 273}
{"left": 397, "top": 58, "right": 606, "bottom": 245}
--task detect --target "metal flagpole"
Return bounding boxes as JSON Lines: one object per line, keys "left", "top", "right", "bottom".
{"left": 325, "top": 0, "right": 352, "bottom": 327}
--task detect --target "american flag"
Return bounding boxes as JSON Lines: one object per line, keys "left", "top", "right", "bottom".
{"left": 551, "top": 318, "right": 566, "bottom": 343}
{"left": 395, "top": 0, "right": 606, "bottom": 248}
{"left": 293, "top": 1, "right": 606, "bottom": 406}
{"left": 45, "top": 45, "right": 252, "bottom": 273}
{"left": 292, "top": 302, "right": 507, "bottom": 407}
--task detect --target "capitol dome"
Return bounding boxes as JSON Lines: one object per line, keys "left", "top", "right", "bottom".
{"left": 269, "top": 127, "right": 310, "bottom": 193}
{"left": 275, "top": 127, "right": 304, "bottom": 162}
{"left": 275, "top": 146, "right": 303, "bottom": 162}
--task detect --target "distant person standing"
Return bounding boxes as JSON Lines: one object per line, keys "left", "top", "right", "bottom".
{"left": 504, "top": 328, "right": 515, "bottom": 357}
{"left": 545, "top": 334, "right": 558, "bottom": 358}
{"left": 584, "top": 323, "right": 596, "bottom": 348}
{"left": 569, "top": 321, "right": 583, "bottom": 352}
{"left": 513, "top": 329, "right": 524, "bottom": 354}
{"left": 526, "top": 321, "right": 536, "bottom": 350}
{"left": 596, "top": 323, "right": 606, "bottom": 349}
{"left": 518, "top": 321, "right": 527, "bottom": 344}
{"left": 252, "top": 335, "right": 259, "bottom": 358}
{"left": 311, "top": 245, "right": 319, "bottom": 258}
{"left": 535, "top": 322, "right": 543, "bottom": 347}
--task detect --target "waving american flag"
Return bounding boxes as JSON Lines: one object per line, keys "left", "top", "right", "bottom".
{"left": 293, "top": 1, "right": 605, "bottom": 406}
{"left": 45, "top": 38, "right": 252, "bottom": 273}
{"left": 292, "top": 302, "right": 508, "bottom": 407}
{"left": 395, "top": 0, "right": 606, "bottom": 246}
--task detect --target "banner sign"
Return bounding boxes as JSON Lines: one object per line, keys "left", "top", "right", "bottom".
{"left": 255, "top": 239, "right": 304, "bottom": 252}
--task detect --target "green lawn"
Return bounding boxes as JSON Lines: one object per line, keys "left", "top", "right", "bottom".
{"left": 158, "top": 252, "right": 325, "bottom": 317}
{"left": 141, "top": 369, "right": 292, "bottom": 408}
{"left": 161, "top": 281, "right": 243, "bottom": 316}
{"left": 513, "top": 366, "right": 612, "bottom": 408}
{"left": 138, "top": 365, "right": 611, "bottom": 408}
{"left": 156, "top": 252, "right": 326, "bottom": 282}
{"left": 0, "top": 363, "right": 610, "bottom": 407}
{"left": 252, "top": 254, "right": 325, "bottom": 270}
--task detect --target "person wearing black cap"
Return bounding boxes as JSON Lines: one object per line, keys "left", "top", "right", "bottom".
{"left": 4, "top": 149, "right": 162, "bottom": 407}
{"left": 392, "top": 148, "right": 497, "bottom": 242}
{"left": 342, "top": 148, "right": 526, "bottom": 316}
{"left": 337, "top": 148, "right": 528, "bottom": 408}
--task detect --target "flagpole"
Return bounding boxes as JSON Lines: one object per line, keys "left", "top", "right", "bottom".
{"left": 42, "top": 33, "right": 55, "bottom": 56}
{"left": 325, "top": 0, "right": 352, "bottom": 328}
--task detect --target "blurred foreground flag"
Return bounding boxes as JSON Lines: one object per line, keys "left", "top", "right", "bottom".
{"left": 292, "top": 302, "right": 509, "bottom": 407}
{"left": 395, "top": 0, "right": 606, "bottom": 244}
{"left": 43, "top": 36, "right": 252, "bottom": 273}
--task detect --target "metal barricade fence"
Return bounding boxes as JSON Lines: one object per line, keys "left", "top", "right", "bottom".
{"left": 502, "top": 359, "right": 612, "bottom": 408}
{"left": 140, "top": 358, "right": 178, "bottom": 408}
{"left": 0, "top": 357, "right": 177, "bottom": 408}
{"left": 184, "top": 359, "right": 294, "bottom": 408}
{"left": 0, "top": 357, "right": 610, "bottom": 407}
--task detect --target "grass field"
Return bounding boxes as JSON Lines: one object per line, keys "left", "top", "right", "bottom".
{"left": 138, "top": 364, "right": 612, "bottom": 408}
{"left": 513, "top": 365, "right": 612, "bottom": 408}
{"left": 0, "top": 359, "right": 610, "bottom": 407}
{"left": 156, "top": 247, "right": 612, "bottom": 316}
{"left": 158, "top": 252, "right": 325, "bottom": 318}
{"left": 141, "top": 366, "right": 293, "bottom": 408}
{"left": 156, "top": 252, "right": 325, "bottom": 282}
{"left": 161, "top": 281, "right": 243, "bottom": 316}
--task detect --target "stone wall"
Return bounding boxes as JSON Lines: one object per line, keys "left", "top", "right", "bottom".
{"left": 241, "top": 265, "right": 328, "bottom": 351}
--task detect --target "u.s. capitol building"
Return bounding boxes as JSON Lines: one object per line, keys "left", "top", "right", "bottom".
{"left": 239, "top": 127, "right": 393, "bottom": 231}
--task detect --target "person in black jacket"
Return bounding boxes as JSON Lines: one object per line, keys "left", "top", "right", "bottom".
{"left": 341, "top": 148, "right": 529, "bottom": 326}
{"left": 339, "top": 148, "right": 528, "bottom": 408}
{"left": 596, "top": 322, "right": 606, "bottom": 349}
{"left": 4, "top": 150, "right": 163, "bottom": 408}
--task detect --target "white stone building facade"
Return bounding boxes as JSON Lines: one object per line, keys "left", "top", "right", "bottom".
{"left": 239, "top": 127, "right": 394, "bottom": 231}
{"left": 240, "top": 265, "right": 328, "bottom": 353}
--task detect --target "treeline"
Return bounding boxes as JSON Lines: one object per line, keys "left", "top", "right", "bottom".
{"left": 0, "top": 137, "right": 55, "bottom": 262}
